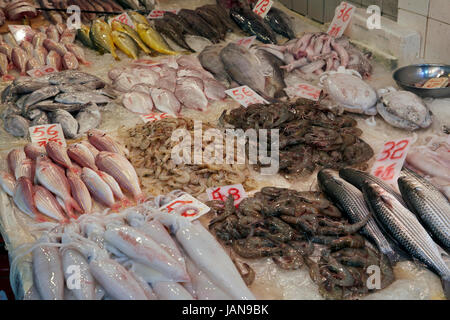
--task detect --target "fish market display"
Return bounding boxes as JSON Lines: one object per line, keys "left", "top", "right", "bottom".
{"left": 1, "top": 0, "right": 37, "bottom": 22}
{"left": 405, "top": 135, "right": 450, "bottom": 200}
{"left": 0, "top": 129, "right": 140, "bottom": 222}
{"left": 220, "top": 100, "right": 374, "bottom": 177}
{"left": 124, "top": 117, "right": 256, "bottom": 196}
{"left": 109, "top": 56, "right": 226, "bottom": 115}
{"left": 208, "top": 187, "right": 395, "bottom": 300}
{"left": 1, "top": 71, "right": 112, "bottom": 138}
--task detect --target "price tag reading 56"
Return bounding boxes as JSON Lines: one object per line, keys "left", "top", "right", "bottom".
{"left": 225, "top": 85, "right": 268, "bottom": 107}
{"left": 206, "top": 184, "right": 247, "bottom": 207}
{"left": 29, "top": 124, "right": 67, "bottom": 148}
{"left": 327, "top": 2, "right": 355, "bottom": 38}
{"left": 370, "top": 138, "right": 412, "bottom": 183}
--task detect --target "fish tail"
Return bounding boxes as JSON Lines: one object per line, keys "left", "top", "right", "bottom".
{"left": 383, "top": 248, "right": 402, "bottom": 266}
{"left": 443, "top": 276, "right": 450, "bottom": 299}
{"left": 65, "top": 197, "right": 82, "bottom": 219}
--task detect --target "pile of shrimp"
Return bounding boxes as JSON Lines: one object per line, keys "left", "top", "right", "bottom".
{"left": 123, "top": 117, "right": 257, "bottom": 196}
{"left": 10, "top": 190, "right": 255, "bottom": 300}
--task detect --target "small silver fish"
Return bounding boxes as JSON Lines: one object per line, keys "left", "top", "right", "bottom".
{"left": 54, "top": 92, "right": 111, "bottom": 105}
{"left": 76, "top": 103, "right": 101, "bottom": 135}
{"left": 24, "top": 86, "right": 60, "bottom": 108}
{"left": 4, "top": 115, "right": 29, "bottom": 137}
{"left": 49, "top": 109, "right": 79, "bottom": 139}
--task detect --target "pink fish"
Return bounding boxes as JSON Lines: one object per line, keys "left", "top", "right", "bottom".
{"left": 35, "top": 155, "right": 81, "bottom": 219}
{"left": 33, "top": 46, "right": 48, "bottom": 66}
{"left": 26, "top": 57, "right": 41, "bottom": 71}
{"left": 34, "top": 185, "right": 67, "bottom": 222}
{"left": 46, "top": 25, "right": 60, "bottom": 42}
{"left": 122, "top": 92, "right": 154, "bottom": 114}
{"left": 175, "top": 77, "right": 208, "bottom": 111}
{"left": 0, "top": 42, "right": 12, "bottom": 61}
{"left": 24, "top": 143, "right": 46, "bottom": 160}
{"left": 150, "top": 88, "right": 181, "bottom": 116}
{"left": 62, "top": 52, "right": 79, "bottom": 70}
{"left": 32, "top": 32, "right": 47, "bottom": 48}
{"left": 0, "top": 52, "right": 10, "bottom": 80}
{"left": 67, "top": 170, "right": 92, "bottom": 214}
{"left": 43, "top": 39, "right": 68, "bottom": 57}
{"left": 12, "top": 47, "right": 28, "bottom": 75}
{"left": 95, "top": 152, "right": 143, "bottom": 202}
{"left": 60, "top": 28, "right": 76, "bottom": 44}
{"left": 20, "top": 41, "right": 34, "bottom": 58}
{"left": 7, "top": 149, "right": 26, "bottom": 175}
{"left": 15, "top": 158, "right": 35, "bottom": 182}
{"left": 46, "top": 50, "right": 62, "bottom": 71}
{"left": 45, "top": 141, "right": 76, "bottom": 172}
{"left": 67, "top": 143, "right": 98, "bottom": 170}
{"left": 79, "top": 141, "right": 99, "bottom": 158}
{"left": 55, "top": 23, "right": 66, "bottom": 35}
{"left": 80, "top": 167, "right": 117, "bottom": 209}
{"left": 87, "top": 129, "right": 129, "bottom": 157}
{"left": 203, "top": 78, "right": 226, "bottom": 101}
{"left": 65, "top": 43, "right": 90, "bottom": 65}
{"left": 13, "top": 177, "right": 39, "bottom": 219}
{"left": 97, "top": 170, "right": 130, "bottom": 205}
{"left": 0, "top": 171, "right": 16, "bottom": 197}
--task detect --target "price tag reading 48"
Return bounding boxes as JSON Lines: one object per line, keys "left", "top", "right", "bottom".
{"left": 370, "top": 138, "right": 412, "bottom": 184}
{"left": 206, "top": 184, "right": 247, "bottom": 207}
{"left": 253, "top": 0, "right": 274, "bottom": 18}
{"left": 160, "top": 194, "right": 210, "bottom": 221}
{"left": 327, "top": 2, "right": 355, "bottom": 38}
{"left": 225, "top": 85, "right": 268, "bottom": 108}
{"left": 29, "top": 124, "right": 67, "bottom": 148}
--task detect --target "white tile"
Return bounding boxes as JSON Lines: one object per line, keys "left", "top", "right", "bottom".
{"left": 397, "top": 9, "right": 428, "bottom": 57}
{"left": 429, "top": 0, "right": 450, "bottom": 23}
{"left": 424, "top": 19, "right": 450, "bottom": 63}
{"left": 398, "top": 0, "right": 429, "bottom": 16}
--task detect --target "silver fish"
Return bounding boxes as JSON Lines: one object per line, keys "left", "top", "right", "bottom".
{"left": 49, "top": 109, "right": 79, "bottom": 139}
{"left": 34, "top": 185, "right": 67, "bottom": 222}
{"left": 30, "top": 111, "right": 50, "bottom": 127}
{"left": 54, "top": 92, "right": 111, "bottom": 105}
{"left": 362, "top": 181, "right": 450, "bottom": 298}
{"left": 24, "top": 86, "right": 60, "bottom": 108}
{"left": 30, "top": 100, "right": 85, "bottom": 113}
{"left": 4, "top": 115, "right": 29, "bottom": 137}
{"left": 76, "top": 103, "right": 101, "bottom": 135}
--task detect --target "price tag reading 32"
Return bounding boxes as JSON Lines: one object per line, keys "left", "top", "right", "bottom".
{"left": 160, "top": 194, "right": 210, "bottom": 221}
{"left": 225, "top": 85, "right": 268, "bottom": 108}
{"left": 327, "top": 2, "right": 355, "bottom": 38}
{"left": 29, "top": 124, "right": 67, "bottom": 148}
{"left": 206, "top": 184, "right": 247, "bottom": 207}
{"left": 370, "top": 138, "right": 412, "bottom": 184}
{"left": 253, "top": 0, "right": 274, "bottom": 18}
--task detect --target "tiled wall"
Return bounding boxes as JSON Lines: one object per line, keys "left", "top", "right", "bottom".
{"left": 397, "top": 0, "right": 450, "bottom": 62}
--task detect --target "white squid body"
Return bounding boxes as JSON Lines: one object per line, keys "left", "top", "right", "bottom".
{"left": 62, "top": 248, "right": 96, "bottom": 300}
{"left": 321, "top": 72, "right": 377, "bottom": 115}
{"left": 157, "top": 214, "right": 255, "bottom": 300}
{"left": 151, "top": 281, "right": 195, "bottom": 300}
{"left": 128, "top": 269, "right": 158, "bottom": 300}
{"left": 104, "top": 225, "right": 189, "bottom": 282}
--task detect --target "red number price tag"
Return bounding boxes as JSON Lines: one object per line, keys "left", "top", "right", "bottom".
{"left": 140, "top": 112, "right": 173, "bottom": 123}
{"left": 111, "top": 13, "right": 135, "bottom": 29}
{"left": 253, "top": 0, "right": 274, "bottom": 18}
{"left": 29, "top": 124, "right": 67, "bottom": 148}
{"left": 160, "top": 194, "right": 210, "bottom": 221}
{"left": 206, "top": 184, "right": 247, "bottom": 207}
{"left": 370, "top": 138, "right": 412, "bottom": 183}
{"left": 225, "top": 85, "right": 268, "bottom": 107}
{"left": 27, "top": 65, "right": 57, "bottom": 78}
{"left": 285, "top": 83, "right": 322, "bottom": 101}
{"left": 236, "top": 36, "right": 256, "bottom": 49}
{"left": 327, "top": 2, "right": 355, "bottom": 38}
{"left": 148, "top": 9, "right": 180, "bottom": 19}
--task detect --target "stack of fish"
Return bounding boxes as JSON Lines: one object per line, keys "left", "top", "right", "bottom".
{"left": 109, "top": 55, "right": 226, "bottom": 115}
{"left": 258, "top": 32, "right": 373, "bottom": 78}
{"left": 319, "top": 168, "right": 450, "bottom": 299}
{"left": 0, "top": 22, "right": 89, "bottom": 80}
{"left": 0, "top": 0, "right": 37, "bottom": 22}
{"left": 1, "top": 71, "right": 114, "bottom": 138}
{"left": 0, "top": 129, "right": 143, "bottom": 224}
{"left": 13, "top": 196, "right": 255, "bottom": 300}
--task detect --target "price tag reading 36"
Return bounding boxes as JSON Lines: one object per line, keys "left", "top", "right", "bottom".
{"left": 253, "top": 0, "right": 274, "bottom": 18}
{"left": 225, "top": 85, "right": 268, "bottom": 107}
{"left": 140, "top": 112, "right": 173, "bottom": 123}
{"left": 160, "top": 194, "right": 210, "bottom": 221}
{"left": 327, "top": 2, "right": 355, "bottom": 38}
{"left": 370, "top": 138, "right": 412, "bottom": 183}
{"left": 206, "top": 184, "right": 247, "bottom": 207}
{"left": 29, "top": 124, "right": 67, "bottom": 148}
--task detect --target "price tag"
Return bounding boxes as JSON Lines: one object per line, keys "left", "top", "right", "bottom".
{"left": 253, "top": 0, "right": 274, "bottom": 18}
{"left": 160, "top": 194, "right": 210, "bottom": 221}
{"left": 206, "top": 184, "right": 247, "bottom": 207}
{"left": 148, "top": 9, "right": 180, "bottom": 19}
{"left": 8, "top": 25, "right": 34, "bottom": 44}
{"left": 327, "top": 2, "right": 355, "bottom": 38}
{"left": 27, "top": 65, "right": 57, "bottom": 78}
{"left": 284, "top": 83, "right": 322, "bottom": 101}
{"left": 225, "top": 85, "right": 268, "bottom": 107}
{"left": 236, "top": 36, "right": 256, "bottom": 49}
{"left": 140, "top": 112, "right": 173, "bottom": 123}
{"left": 29, "top": 124, "right": 67, "bottom": 148}
{"left": 370, "top": 138, "right": 412, "bottom": 183}
{"left": 111, "top": 12, "right": 135, "bottom": 29}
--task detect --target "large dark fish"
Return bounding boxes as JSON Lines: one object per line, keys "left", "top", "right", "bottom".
{"left": 254, "top": 48, "right": 286, "bottom": 98}
{"left": 398, "top": 168, "right": 450, "bottom": 250}
{"left": 318, "top": 169, "right": 400, "bottom": 264}
{"left": 339, "top": 168, "right": 407, "bottom": 207}
{"left": 230, "top": 7, "right": 277, "bottom": 44}
{"left": 164, "top": 12, "right": 197, "bottom": 36}
{"left": 201, "top": 4, "right": 237, "bottom": 32}
{"left": 264, "top": 7, "right": 295, "bottom": 39}
{"left": 362, "top": 181, "right": 450, "bottom": 299}
{"left": 178, "top": 9, "right": 222, "bottom": 43}
{"left": 153, "top": 19, "right": 194, "bottom": 52}
{"left": 199, "top": 44, "right": 232, "bottom": 86}
{"left": 195, "top": 7, "right": 228, "bottom": 39}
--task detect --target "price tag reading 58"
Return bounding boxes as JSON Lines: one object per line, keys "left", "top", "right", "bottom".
{"left": 206, "top": 184, "right": 247, "bottom": 207}
{"left": 370, "top": 138, "right": 412, "bottom": 183}
{"left": 327, "top": 2, "right": 355, "bottom": 38}
{"left": 225, "top": 85, "right": 268, "bottom": 107}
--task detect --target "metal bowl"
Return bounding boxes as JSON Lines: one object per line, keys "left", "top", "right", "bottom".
{"left": 393, "top": 64, "right": 450, "bottom": 98}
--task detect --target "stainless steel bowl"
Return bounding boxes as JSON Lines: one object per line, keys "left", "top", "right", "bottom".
{"left": 393, "top": 64, "right": 450, "bottom": 98}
